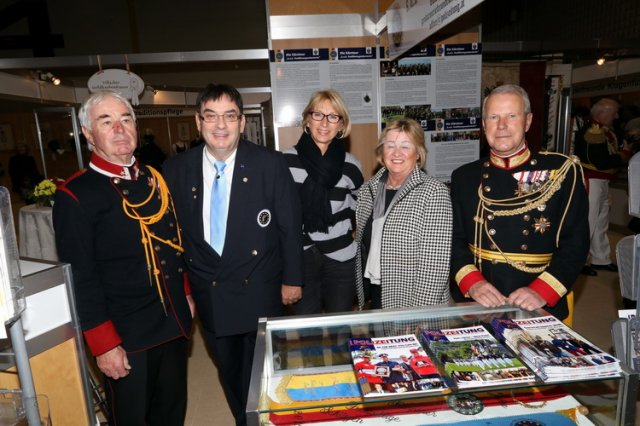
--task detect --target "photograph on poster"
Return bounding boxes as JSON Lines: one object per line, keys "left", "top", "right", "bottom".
{"left": 0, "top": 124, "right": 14, "bottom": 150}
{"left": 431, "top": 130, "right": 481, "bottom": 143}
{"left": 380, "top": 58, "right": 432, "bottom": 77}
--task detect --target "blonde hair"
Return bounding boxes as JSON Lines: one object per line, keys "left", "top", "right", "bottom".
{"left": 301, "top": 90, "right": 351, "bottom": 138}
{"left": 375, "top": 119, "right": 427, "bottom": 168}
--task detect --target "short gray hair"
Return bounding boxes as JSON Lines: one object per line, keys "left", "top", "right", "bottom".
{"left": 78, "top": 91, "right": 136, "bottom": 130}
{"left": 482, "top": 84, "right": 531, "bottom": 118}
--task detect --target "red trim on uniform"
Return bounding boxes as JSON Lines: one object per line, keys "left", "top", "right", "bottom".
{"left": 90, "top": 153, "right": 138, "bottom": 179}
{"left": 56, "top": 169, "right": 88, "bottom": 202}
{"left": 529, "top": 278, "right": 561, "bottom": 307}
{"left": 57, "top": 186, "right": 79, "bottom": 202}
{"left": 183, "top": 273, "right": 191, "bottom": 296}
{"left": 84, "top": 321, "right": 122, "bottom": 356}
{"left": 458, "top": 270, "right": 486, "bottom": 296}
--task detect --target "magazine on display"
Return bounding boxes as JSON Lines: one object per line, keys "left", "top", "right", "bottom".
{"left": 420, "top": 325, "right": 535, "bottom": 389}
{"left": 491, "top": 315, "right": 621, "bottom": 382}
{"left": 617, "top": 309, "right": 640, "bottom": 372}
{"left": 347, "top": 334, "right": 447, "bottom": 398}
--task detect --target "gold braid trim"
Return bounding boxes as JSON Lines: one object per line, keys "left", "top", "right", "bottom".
{"left": 121, "top": 166, "right": 184, "bottom": 314}
{"left": 473, "top": 154, "right": 581, "bottom": 274}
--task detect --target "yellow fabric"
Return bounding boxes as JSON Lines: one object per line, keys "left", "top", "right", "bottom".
{"left": 562, "top": 291, "right": 574, "bottom": 327}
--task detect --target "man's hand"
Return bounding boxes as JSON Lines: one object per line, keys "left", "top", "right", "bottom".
{"left": 186, "top": 294, "right": 196, "bottom": 318}
{"left": 468, "top": 280, "right": 507, "bottom": 307}
{"left": 281, "top": 284, "right": 302, "bottom": 305}
{"left": 96, "top": 346, "right": 131, "bottom": 380}
{"left": 507, "top": 287, "right": 546, "bottom": 311}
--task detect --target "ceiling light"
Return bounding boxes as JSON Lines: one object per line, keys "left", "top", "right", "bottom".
{"left": 596, "top": 57, "right": 606, "bottom": 66}
{"left": 51, "top": 77, "right": 61, "bottom": 85}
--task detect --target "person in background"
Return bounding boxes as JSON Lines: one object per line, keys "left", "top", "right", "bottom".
{"left": 450, "top": 84, "right": 589, "bottom": 321}
{"left": 355, "top": 119, "right": 452, "bottom": 310}
{"left": 284, "top": 89, "right": 363, "bottom": 314}
{"left": 138, "top": 128, "right": 167, "bottom": 172}
{"left": 171, "top": 139, "right": 189, "bottom": 155}
{"left": 163, "top": 83, "right": 303, "bottom": 426}
{"left": 9, "top": 143, "right": 42, "bottom": 201}
{"left": 53, "top": 91, "right": 193, "bottom": 425}
{"left": 574, "top": 98, "right": 632, "bottom": 275}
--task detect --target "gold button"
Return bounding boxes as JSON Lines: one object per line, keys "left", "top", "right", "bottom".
{"left": 251, "top": 250, "right": 258, "bottom": 256}
{"left": 212, "top": 281, "right": 216, "bottom": 287}
{"left": 483, "top": 161, "right": 490, "bottom": 167}
{"left": 192, "top": 187, "right": 197, "bottom": 192}
{"left": 520, "top": 244, "right": 528, "bottom": 251}
{"left": 172, "top": 237, "right": 178, "bottom": 242}
{"left": 165, "top": 274, "right": 170, "bottom": 279}
{"left": 523, "top": 215, "right": 530, "bottom": 221}
{"left": 491, "top": 259, "right": 499, "bottom": 264}
{"left": 487, "top": 214, "right": 494, "bottom": 221}
{"left": 169, "top": 222, "right": 174, "bottom": 227}
{"left": 177, "top": 251, "right": 182, "bottom": 256}
{"left": 530, "top": 159, "right": 537, "bottom": 165}
{"left": 112, "top": 178, "right": 121, "bottom": 184}
{"left": 482, "top": 173, "right": 489, "bottom": 179}
{"left": 488, "top": 229, "right": 496, "bottom": 235}
{"left": 484, "top": 186, "right": 491, "bottom": 192}
{"left": 537, "top": 204, "right": 546, "bottom": 211}
{"left": 122, "top": 189, "right": 129, "bottom": 195}
{"left": 522, "top": 229, "right": 529, "bottom": 236}
{"left": 154, "top": 245, "right": 161, "bottom": 251}
{"left": 243, "top": 177, "right": 248, "bottom": 183}
{"left": 490, "top": 243, "right": 497, "bottom": 250}
{"left": 161, "top": 260, "right": 166, "bottom": 265}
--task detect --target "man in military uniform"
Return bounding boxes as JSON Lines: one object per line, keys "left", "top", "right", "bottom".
{"left": 574, "top": 98, "right": 631, "bottom": 275}
{"left": 450, "top": 84, "right": 589, "bottom": 320}
{"left": 53, "top": 91, "right": 193, "bottom": 425}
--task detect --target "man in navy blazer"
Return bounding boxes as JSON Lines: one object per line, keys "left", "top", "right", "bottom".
{"left": 163, "top": 83, "right": 304, "bottom": 426}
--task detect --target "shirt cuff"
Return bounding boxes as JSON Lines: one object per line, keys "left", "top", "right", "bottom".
{"left": 84, "top": 321, "right": 122, "bottom": 356}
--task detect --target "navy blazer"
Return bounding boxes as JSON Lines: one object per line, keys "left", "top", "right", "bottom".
{"left": 163, "top": 140, "right": 304, "bottom": 337}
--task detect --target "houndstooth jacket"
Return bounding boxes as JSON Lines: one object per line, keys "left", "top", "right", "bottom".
{"left": 355, "top": 166, "right": 452, "bottom": 310}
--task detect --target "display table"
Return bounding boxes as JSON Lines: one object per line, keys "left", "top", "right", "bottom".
{"left": 248, "top": 304, "right": 638, "bottom": 425}
{"left": 18, "top": 205, "right": 58, "bottom": 261}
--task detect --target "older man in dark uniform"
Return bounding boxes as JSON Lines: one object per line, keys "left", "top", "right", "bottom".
{"left": 53, "top": 91, "right": 193, "bottom": 425}
{"left": 450, "top": 84, "right": 589, "bottom": 321}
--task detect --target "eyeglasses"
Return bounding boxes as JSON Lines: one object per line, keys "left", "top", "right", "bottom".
{"left": 198, "top": 112, "right": 242, "bottom": 123}
{"left": 309, "top": 111, "right": 342, "bottom": 124}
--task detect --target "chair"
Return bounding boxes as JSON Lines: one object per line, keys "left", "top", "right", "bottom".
{"left": 616, "top": 235, "right": 639, "bottom": 303}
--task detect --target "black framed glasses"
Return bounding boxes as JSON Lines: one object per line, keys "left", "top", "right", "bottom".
{"left": 199, "top": 111, "right": 242, "bottom": 123}
{"left": 309, "top": 111, "right": 342, "bottom": 124}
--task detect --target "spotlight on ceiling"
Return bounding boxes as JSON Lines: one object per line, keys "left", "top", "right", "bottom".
{"left": 596, "top": 57, "right": 606, "bottom": 66}
{"left": 51, "top": 77, "right": 61, "bottom": 85}
{"left": 38, "top": 71, "right": 61, "bottom": 85}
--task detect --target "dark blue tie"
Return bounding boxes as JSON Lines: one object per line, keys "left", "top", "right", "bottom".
{"left": 210, "top": 160, "right": 227, "bottom": 254}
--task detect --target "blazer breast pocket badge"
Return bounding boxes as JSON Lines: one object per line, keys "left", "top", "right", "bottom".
{"left": 257, "top": 209, "right": 271, "bottom": 227}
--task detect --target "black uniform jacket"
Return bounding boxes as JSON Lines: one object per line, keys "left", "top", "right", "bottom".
{"left": 53, "top": 164, "right": 193, "bottom": 356}
{"left": 450, "top": 148, "right": 589, "bottom": 319}
{"left": 163, "top": 140, "right": 304, "bottom": 337}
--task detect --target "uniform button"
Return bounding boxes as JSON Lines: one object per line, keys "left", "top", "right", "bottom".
{"left": 251, "top": 250, "right": 258, "bottom": 256}
{"left": 487, "top": 214, "right": 494, "bottom": 221}
{"left": 139, "top": 170, "right": 145, "bottom": 176}
{"left": 165, "top": 274, "right": 170, "bottom": 279}
{"left": 193, "top": 195, "right": 197, "bottom": 199}
{"left": 491, "top": 259, "right": 499, "bottom": 264}
{"left": 212, "top": 281, "right": 216, "bottom": 287}
{"left": 483, "top": 161, "right": 490, "bottom": 168}
{"left": 244, "top": 279, "right": 249, "bottom": 285}
{"left": 537, "top": 204, "right": 546, "bottom": 211}
{"left": 169, "top": 222, "right": 174, "bottom": 227}
{"left": 520, "top": 244, "right": 528, "bottom": 251}
{"left": 122, "top": 189, "right": 129, "bottom": 195}
{"left": 112, "top": 178, "right": 120, "bottom": 184}
{"left": 522, "top": 229, "right": 530, "bottom": 236}
{"left": 484, "top": 186, "right": 491, "bottom": 192}
{"left": 523, "top": 215, "right": 531, "bottom": 221}
{"left": 192, "top": 187, "right": 197, "bottom": 192}
{"left": 482, "top": 173, "right": 489, "bottom": 179}
{"left": 154, "top": 245, "right": 161, "bottom": 251}
{"left": 188, "top": 258, "right": 193, "bottom": 262}
{"left": 488, "top": 229, "right": 496, "bottom": 235}
{"left": 177, "top": 251, "right": 182, "bottom": 256}
{"left": 172, "top": 237, "right": 178, "bottom": 242}
{"left": 530, "top": 159, "right": 537, "bottom": 165}
{"left": 490, "top": 244, "right": 497, "bottom": 250}
{"left": 178, "top": 267, "right": 183, "bottom": 273}
{"left": 161, "top": 260, "right": 166, "bottom": 265}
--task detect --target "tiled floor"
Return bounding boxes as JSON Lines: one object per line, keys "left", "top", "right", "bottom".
{"left": 184, "top": 230, "right": 634, "bottom": 425}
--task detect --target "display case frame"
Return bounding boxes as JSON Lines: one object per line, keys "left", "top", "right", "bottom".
{"left": 247, "top": 303, "right": 638, "bottom": 425}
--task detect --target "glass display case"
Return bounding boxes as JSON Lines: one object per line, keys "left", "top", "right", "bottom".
{"left": 247, "top": 303, "right": 638, "bottom": 425}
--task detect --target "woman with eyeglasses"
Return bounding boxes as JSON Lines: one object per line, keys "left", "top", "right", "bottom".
{"left": 284, "top": 89, "right": 364, "bottom": 315}
{"left": 355, "top": 119, "right": 452, "bottom": 310}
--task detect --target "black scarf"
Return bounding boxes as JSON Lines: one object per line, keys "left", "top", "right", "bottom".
{"left": 295, "top": 132, "right": 346, "bottom": 233}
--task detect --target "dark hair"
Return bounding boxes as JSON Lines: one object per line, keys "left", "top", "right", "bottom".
{"left": 195, "top": 83, "right": 243, "bottom": 112}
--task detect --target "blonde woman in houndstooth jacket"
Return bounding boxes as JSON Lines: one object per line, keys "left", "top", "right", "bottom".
{"left": 355, "top": 119, "right": 452, "bottom": 310}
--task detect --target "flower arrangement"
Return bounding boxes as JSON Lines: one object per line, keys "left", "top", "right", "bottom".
{"left": 32, "top": 179, "right": 59, "bottom": 207}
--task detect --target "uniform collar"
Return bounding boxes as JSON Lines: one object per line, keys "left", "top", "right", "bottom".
{"left": 89, "top": 153, "right": 139, "bottom": 180}
{"left": 489, "top": 144, "right": 530, "bottom": 170}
